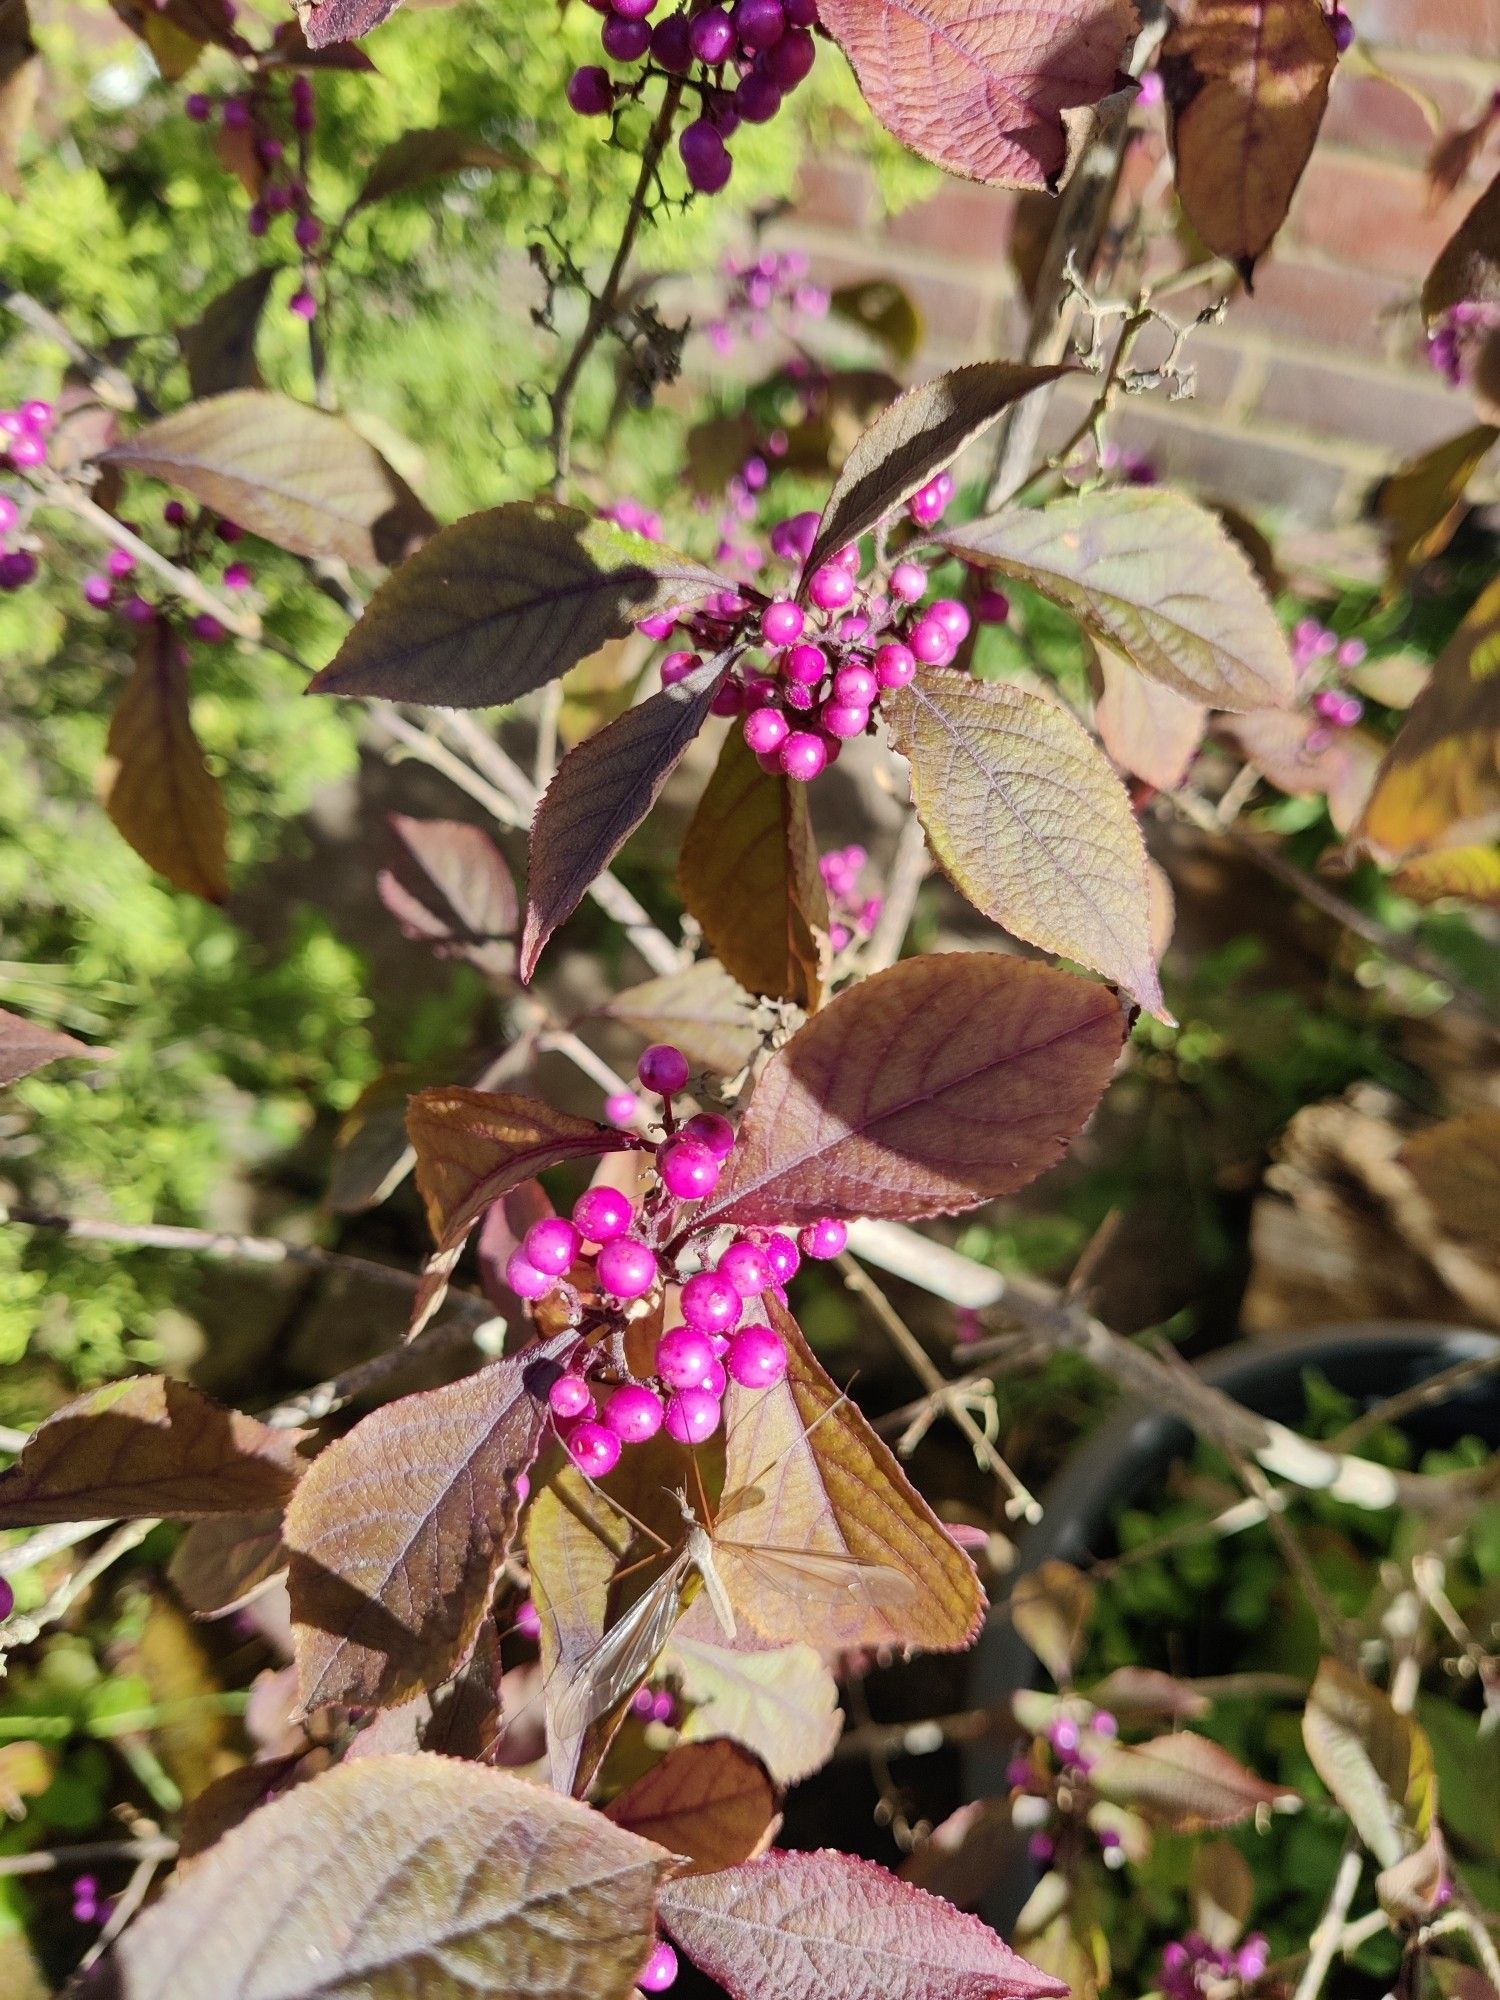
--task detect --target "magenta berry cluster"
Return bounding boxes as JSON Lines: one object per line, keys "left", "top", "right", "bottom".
{"left": 78, "top": 500, "right": 251, "bottom": 643}
{"left": 1160, "top": 1932, "right": 1270, "bottom": 2000}
{"left": 706, "top": 248, "right": 828, "bottom": 356}
{"left": 567, "top": 0, "right": 820, "bottom": 197}
{"left": 0, "top": 400, "right": 54, "bottom": 592}
{"left": 819, "top": 844, "right": 883, "bottom": 954}
{"left": 186, "top": 77, "right": 321, "bottom": 320}
{"left": 1288, "top": 615, "right": 1370, "bottom": 752}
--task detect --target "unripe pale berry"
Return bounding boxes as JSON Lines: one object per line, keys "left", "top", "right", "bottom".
{"left": 929, "top": 597, "right": 971, "bottom": 643}
{"left": 566, "top": 1419, "right": 622, "bottom": 1478}
{"left": 679, "top": 119, "right": 732, "bottom": 194}
{"left": 680, "top": 1269, "right": 742, "bottom": 1335}
{"left": 681, "top": 1110, "right": 735, "bottom": 1158}
{"left": 726, "top": 1323, "right": 788, "bottom": 1387}
{"left": 573, "top": 1184, "right": 634, "bottom": 1243}
{"left": 506, "top": 1248, "right": 553, "bottom": 1300}
{"left": 890, "top": 560, "right": 927, "bottom": 602}
{"left": 605, "top": 1088, "right": 641, "bottom": 1127}
{"left": 821, "top": 700, "right": 868, "bottom": 740}
{"left": 549, "top": 1372, "right": 595, "bottom": 1420}
{"left": 524, "top": 1216, "right": 581, "bottom": 1276}
{"left": 717, "top": 1237, "right": 772, "bottom": 1296}
{"left": 833, "top": 663, "right": 877, "bottom": 705}
{"left": 909, "top": 615, "right": 955, "bottom": 665}
{"left": 567, "top": 64, "right": 615, "bottom": 114}
{"left": 799, "top": 1216, "right": 847, "bottom": 1259}
{"left": 638, "top": 1042, "right": 690, "bottom": 1095}
{"left": 744, "top": 705, "right": 789, "bottom": 756}
{"left": 875, "top": 642, "right": 916, "bottom": 689}
{"left": 764, "top": 1230, "right": 801, "bottom": 1282}
{"left": 597, "top": 1235, "right": 659, "bottom": 1299}
{"left": 664, "top": 1387, "right": 722, "bottom": 1444}
{"left": 808, "top": 563, "right": 854, "bottom": 611}
{"left": 780, "top": 731, "right": 827, "bottom": 782}
{"left": 603, "top": 1382, "right": 665, "bottom": 1443}
{"left": 762, "top": 598, "right": 804, "bottom": 646}
{"left": 658, "top": 1134, "right": 721, "bottom": 1201}
{"left": 657, "top": 1324, "right": 719, "bottom": 1389}
{"left": 783, "top": 641, "right": 827, "bottom": 686}
{"left": 689, "top": 6, "right": 734, "bottom": 60}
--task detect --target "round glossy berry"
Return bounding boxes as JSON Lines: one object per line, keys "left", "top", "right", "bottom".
{"left": 871, "top": 641, "right": 915, "bottom": 690}
{"left": 566, "top": 1420, "right": 622, "bottom": 1478}
{"left": 515, "top": 1595, "right": 541, "bottom": 1639}
{"left": 701, "top": 1357, "right": 728, "bottom": 1397}
{"left": 658, "top": 1134, "right": 721, "bottom": 1202}
{"left": 780, "top": 731, "right": 827, "bottom": 782}
{"left": 0, "top": 494, "right": 17, "bottom": 535}
{"left": 710, "top": 676, "right": 744, "bottom": 716}
{"left": 506, "top": 1249, "right": 554, "bottom": 1300}
{"left": 122, "top": 594, "right": 154, "bottom": 623}
{"left": 766, "top": 23, "right": 815, "bottom": 84}
{"left": 929, "top": 598, "right": 971, "bottom": 644}
{"left": 0, "top": 550, "right": 35, "bottom": 588}
{"left": 808, "top": 563, "right": 855, "bottom": 611}
{"left": 661, "top": 648, "right": 701, "bottom": 687}
{"left": 222, "top": 96, "right": 251, "bottom": 128}
{"left": 783, "top": 641, "right": 827, "bottom": 687}
{"left": 664, "top": 1387, "right": 722, "bottom": 1444}
{"left": 597, "top": 1235, "right": 659, "bottom": 1299}
{"left": 185, "top": 91, "right": 212, "bottom": 120}
{"left": 524, "top": 1216, "right": 581, "bottom": 1276}
{"left": 605, "top": 1088, "right": 641, "bottom": 1128}
{"left": 601, "top": 12, "right": 650, "bottom": 57}
{"left": 976, "top": 585, "right": 1010, "bottom": 624}
{"left": 640, "top": 1941, "right": 679, "bottom": 1993}
{"left": 689, "top": 6, "right": 734, "bottom": 59}
{"left": 293, "top": 213, "right": 323, "bottom": 250}
{"left": 761, "top": 598, "right": 804, "bottom": 646}
{"left": 657, "top": 1325, "right": 719, "bottom": 1389}
{"left": 909, "top": 615, "right": 956, "bottom": 665}
{"left": 833, "top": 663, "right": 877, "bottom": 705}
{"left": 82, "top": 574, "right": 112, "bottom": 608}
{"left": 20, "top": 400, "right": 53, "bottom": 431}
{"left": 717, "top": 1237, "right": 772, "bottom": 1296}
{"left": 682, "top": 1111, "right": 735, "bottom": 1159}
{"left": 743, "top": 705, "right": 789, "bottom": 756}
{"left": 821, "top": 700, "right": 868, "bottom": 740}
{"left": 192, "top": 613, "right": 226, "bottom": 643}
{"left": 603, "top": 1382, "right": 665, "bottom": 1444}
{"left": 726, "top": 1324, "right": 788, "bottom": 1388}
{"left": 770, "top": 510, "right": 819, "bottom": 563}
{"left": 680, "top": 1270, "right": 742, "bottom": 1335}
{"left": 650, "top": 9, "right": 694, "bottom": 68}
{"left": 638, "top": 1043, "right": 690, "bottom": 1095}
{"left": 732, "top": 0, "right": 784, "bottom": 45}
{"left": 890, "top": 560, "right": 927, "bottom": 602}
{"left": 290, "top": 289, "right": 318, "bottom": 322}
{"left": 679, "top": 119, "right": 732, "bottom": 194}
{"left": 567, "top": 64, "right": 616, "bottom": 114}
{"left": 908, "top": 472, "right": 953, "bottom": 527}
{"left": 799, "top": 1216, "right": 848, "bottom": 1259}
{"left": 611, "top": 0, "right": 657, "bottom": 18}
{"left": 573, "top": 1184, "right": 634, "bottom": 1243}
{"left": 7, "top": 431, "right": 44, "bottom": 468}
{"left": 735, "top": 69, "right": 782, "bottom": 121}
{"left": 549, "top": 1371, "right": 596, "bottom": 1420}
{"left": 764, "top": 1231, "right": 801, "bottom": 1283}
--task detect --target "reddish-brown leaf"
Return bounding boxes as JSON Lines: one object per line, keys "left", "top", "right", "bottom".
{"left": 1424, "top": 168, "right": 1500, "bottom": 324}
{"left": 1161, "top": 0, "right": 1338, "bottom": 282}
{"left": 1090, "top": 1730, "right": 1297, "bottom": 1830}
{"left": 345, "top": 1616, "right": 506, "bottom": 1764}
{"left": 178, "top": 268, "right": 278, "bottom": 400}
{"left": 659, "top": 1851, "right": 1070, "bottom": 2000}
{"left": 1093, "top": 645, "right": 1207, "bottom": 792}
{"left": 294, "top": 0, "right": 406, "bottom": 49}
{"left": 817, "top": 0, "right": 1137, "bottom": 190}
{"left": 350, "top": 126, "right": 533, "bottom": 211}
{"left": 168, "top": 1509, "right": 287, "bottom": 1618}
{"left": 522, "top": 654, "right": 731, "bottom": 980}
{"left": 604, "top": 1739, "right": 779, "bottom": 1873}
{"left": 378, "top": 813, "right": 518, "bottom": 979}
{"left": 697, "top": 953, "right": 1125, "bottom": 1229}
{"left": 600, "top": 961, "right": 764, "bottom": 1077}
{"left": 0, "top": 1378, "right": 302, "bottom": 1528}
{"left": 284, "top": 1346, "right": 559, "bottom": 1711}
{"left": 0, "top": 1007, "right": 105, "bottom": 1087}
{"left": 104, "top": 618, "right": 228, "bottom": 902}
{"left": 677, "top": 727, "right": 828, "bottom": 1009}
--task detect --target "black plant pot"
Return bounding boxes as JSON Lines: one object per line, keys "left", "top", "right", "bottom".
{"left": 963, "top": 1320, "right": 1500, "bottom": 1933}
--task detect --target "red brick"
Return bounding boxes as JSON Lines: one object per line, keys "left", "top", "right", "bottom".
{"left": 1102, "top": 407, "right": 1357, "bottom": 519}
{"left": 884, "top": 181, "right": 1018, "bottom": 261}
{"left": 1353, "top": 0, "right": 1500, "bottom": 54}
{"left": 1320, "top": 60, "right": 1496, "bottom": 161}
{"left": 1252, "top": 352, "right": 1467, "bottom": 454}
{"left": 1288, "top": 153, "right": 1464, "bottom": 276}
{"left": 791, "top": 160, "right": 875, "bottom": 233}
{"left": 1232, "top": 254, "right": 1417, "bottom": 359}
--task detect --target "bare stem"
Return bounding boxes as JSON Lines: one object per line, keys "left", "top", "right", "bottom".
{"left": 1291, "top": 1844, "right": 1364, "bottom": 2000}
{"left": 38, "top": 478, "right": 262, "bottom": 640}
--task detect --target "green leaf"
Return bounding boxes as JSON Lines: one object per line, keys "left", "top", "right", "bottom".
{"left": 885, "top": 673, "right": 1167, "bottom": 1015}
{"left": 310, "top": 501, "right": 726, "bottom": 709}
{"left": 938, "top": 489, "right": 1295, "bottom": 710}
{"left": 1302, "top": 1657, "right": 1436, "bottom": 1868}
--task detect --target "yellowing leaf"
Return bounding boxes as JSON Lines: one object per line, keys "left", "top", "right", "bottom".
{"left": 104, "top": 618, "right": 228, "bottom": 902}
{"left": 1090, "top": 1731, "right": 1296, "bottom": 1830}
{"left": 1376, "top": 424, "right": 1499, "bottom": 587}
{"left": 1392, "top": 843, "right": 1500, "bottom": 907}
{"left": 670, "top": 1638, "right": 842, "bottom": 1786}
{"left": 1303, "top": 1657, "right": 1436, "bottom": 1868}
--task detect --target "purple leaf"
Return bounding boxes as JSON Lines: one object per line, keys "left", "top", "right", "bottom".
{"left": 378, "top": 813, "right": 518, "bottom": 979}
{"left": 0, "top": 1007, "right": 106, "bottom": 1087}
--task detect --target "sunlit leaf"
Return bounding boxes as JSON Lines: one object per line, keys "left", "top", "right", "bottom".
{"left": 284, "top": 1346, "right": 559, "bottom": 1710}
{"left": 660, "top": 1850, "right": 1069, "bottom": 2000}
{"left": 1009, "top": 1560, "right": 1095, "bottom": 1685}
{"left": 169, "top": 1509, "right": 287, "bottom": 1618}
{"left": 1375, "top": 424, "right": 1499, "bottom": 586}
{"left": 178, "top": 268, "right": 279, "bottom": 400}
{"left": 349, "top": 126, "right": 532, "bottom": 212}
{"left": 1391, "top": 844, "right": 1500, "bottom": 908}
{"left": 599, "top": 961, "right": 763, "bottom": 1077}
{"left": 699, "top": 952, "right": 1124, "bottom": 1228}
{"left": 940, "top": 490, "right": 1294, "bottom": 710}
{"left": 1160, "top": 0, "right": 1337, "bottom": 282}
{"left": 310, "top": 501, "right": 725, "bottom": 708}
{"left": 528, "top": 1460, "right": 637, "bottom": 1794}
{"left": 294, "top": 0, "right": 406, "bottom": 50}
{"left": 1423, "top": 167, "right": 1500, "bottom": 323}
{"left": 886, "top": 672, "right": 1165, "bottom": 1013}
{"left": 103, "top": 617, "right": 228, "bottom": 902}
{"left": 669, "top": 1638, "right": 843, "bottom": 1786}
{"left": 677, "top": 727, "right": 828, "bottom": 1009}
{"left": 1093, "top": 644, "right": 1207, "bottom": 791}
{"left": 1089, "top": 1731, "right": 1297, "bottom": 1830}
{"left": 1085, "top": 1666, "right": 1212, "bottom": 1724}
{"left": 0, "top": 1378, "right": 302, "bottom": 1528}
{"left": 816, "top": 0, "right": 1137, "bottom": 190}
{"left": 522, "top": 653, "right": 731, "bottom": 980}
{"left": 1302, "top": 1657, "right": 1435, "bottom": 1868}
{"left": 801, "top": 361, "right": 1073, "bottom": 581}
{"left": 604, "top": 1739, "right": 778, "bottom": 1873}
{"left": 378, "top": 814, "right": 518, "bottom": 980}
{"left": 0, "top": 1006, "right": 105, "bottom": 1087}
{"left": 86, "top": 1753, "right": 669, "bottom": 1998}
{"left": 104, "top": 392, "right": 435, "bottom": 567}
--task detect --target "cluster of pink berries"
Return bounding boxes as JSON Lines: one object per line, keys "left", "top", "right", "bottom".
{"left": 706, "top": 248, "right": 828, "bottom": 356}
{"left": 80, "top": 501, "right": 250, "bottom": 643}
{"left": 600, "top": 496, "right": 665, "bottom": 541}
{"left": 1009, "top": 1708, "right": 1124, "bottom": 1866}
{"left": 0, "top": 400, "right": 55, "bottom": 591}
{"left": 1289, "top": 616, "right": 1368, "bottom": 749}
{"left": 819, "top": 844, "right": 882, "bottom": 953}
{"left": 185, "top": 79, "right": 320, "bottom": 320}
{"left": 1160, "top": 1933, "right": 1271, "bottom": 2000}
{"left": 567, "top": 0, "right": 819, "bottom": 196}
{"left": 503, "top": 1042, "right": 848, "bottom": 1478}
{"left": 1426, "top": 298, "right": 1500, "bottom": 391}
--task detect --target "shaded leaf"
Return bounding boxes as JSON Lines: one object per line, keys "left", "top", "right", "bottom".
{"left": 600, "top": 960, "right": 763, "bottom": 1077}
{"left": 178, "top": 268, "right": 279, "bottom": 401}
{"left": 1161, "top": 0, "right": 1337, "bottom": 282}
{"left": 345, "top": 1617, "right": 505, "bottom": 1764}
{"left": 0, "top": 0, "right": 39, "bottom": 195}
{"left": 169, "top": 1509, "right": 287, "bottom": 1618}
{"left": 0, "top": 1378, "right": 302, "bottom": 1528}
{"left": 350, "top": 126, "right": 531, "bottom": 211}
{"left": 1093, "top": 644, "right": 1207, "bottom": 791}
{"left": 670, "top": 1638, "right": 842, "bottom": 1786}
{"left": 699, "top": 952, "right": 1124, "bottom": 1228}
{"left": 0, "top": 1007, "right": 104, "bottom": 1087}
{"left": 830, "top": 279, "right": 924, "bottom": 363}
{"left": 1009, "top": 1560, "right": 1094, "bottom": 1686}
{"left": 1189, "top": 1840, "right": 1256, "bottom": 1951}
{"left": 801, "top": 361, "right": 1072, "bottom": 581}
{"left": 1302, "top": 1657, "right": 1434, "bottom": 1868}
{"left": 815, "top": 0, "right": 1137, "bottom": 191}
{"left": 1085, "top": 1666, "right": 1212, "bottom": 1724}
{"left": 1090, "top": 1730, "right": 1296, "bottom": 1830}
{"left": 888, "top": 672, "right": 1164, "bottom": 1012}
{"left": 677, "top": 726, "right": 828, "bottom": 1009}
{"left": 378, "top": 813, "right": 518, "bottom": 980}
{"left": 294, "top": 0, "right": 406, "bottom": 50}
{"left": 1428, "top": 99, "right": 1500, "bottom": 207}
{"left": 1376, "top": 424, "right": 1499, "bottom": 586}
{"left": 1354, "top": 575, "right": 1500, "bottom": 864}
{"left": 284, "top": 1345, "right": 558, "bottom": 1710}
{"left": 83, "top": 1753, "right": 669, "bottom": 1999}
{"left": 528, "top": 1460, "right": 637, "bottom": 1794}
{"left": 104, "top": 618, "right": 228, "bottom": 902}
{"left": 522, "top": 653, "right": 731, "bottom": 980}
{"left": 1423, "top": 168, "right": 1500, "bottom": 324}
{"left": 604, "top": 1739, "right": 778, "bottom": 1873}
{"left": 1218, "top": 708, "right": 1382, "bottom": 836}
{"left": 660, "top": 1850, "right": 1069, "bottom": 2000}
{"left": 310, "top": 501, "right": 724, "bottom": 708}
{"left": 327, "top": 1064, "right": 428, "bottom": 1214}
{"left": 176, "top": 1752, "right": 323, "bottom": 1864}
{"left": 104, "top": 391, "right": 435, "bottom": 568}
{"left": 1392, "top": 843, "right": 1500, "bottom": 908}
{"left": 940, "top": 490, "right": 1294, "bottom": 710}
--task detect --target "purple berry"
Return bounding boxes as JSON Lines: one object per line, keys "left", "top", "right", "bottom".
{"left": 223, "top": 562, "right": 252, "bottom": 590}
{"left": 107, "top": 546, "right": 136, "bottom": 579}
{"left": 821, "top": 700, "right": 868, "bottom": 739}
{"left": 680, "top": 119, "right": 732, "bottom": 195}
{"left": 744, "top": 705, "right": 789, "bottom": 756}
{"left": 549, "top": 1371, "right": 596, "bottom": 1420}
{"left": 689, "top": 6, "right": 734, "bottom": 60}
{"left": 0, "top": 549, "right": 37, "bottom": 588}
{"left": 222, "top": 96, "right": 251, "bottom": 129}
{"left": 0, "top": 494, "right": 16, "bottom": 534}
{"left": 726, "top": 1323, "right": 788, "bottom": 1388}
{"left": 185, "top": 91, "right": 212, "bottom": 121}
{"left": 732, "top": 0, "right": 784, "bottom": 48}
{"left": 605, "top": 1088, "right": 640, "bottom": 1128}
{"left": 799, "top": 1216, "right": 847, "bottom": 1259}
{"left": 567, "top": 64, "right": 616, "bottom": 115}
{"left": 681, "top": 1111, "right": 735, "bottom": 1158}
{"left": 597, "top": 1235, "right": 659, "bottom": 1299}
{"left": 612, "top": 0, "right": 657, "bottom": 17}
{"left": 909, "top": 615, "right": 955, "bottom": 665}
{"left": 215, "top": 518, "right": 242, "bottom": 542}
{"left": 191, "top": 613, "right": 226, "bottom": 642}
{"left": 651, "top": 9, "right": 694, "bottom": 67}
{"left": 640, "top": 1941, "right": 679, "bottom": 1993}
{"left": 573, "top": 1185, "right": 634, "bottom": 1243}
{"left": 907, "top": 471, "right": 953, "bottom": 527}
{"left": 294, "top": 214, "right": 322, "bottom": 250}
{"left": 783, "top": 641, "right": 828, "bottom": 686}
{"left": 602, "top": 12, "right": 650, "bottom": 58}
{"left": 638, "top": 1042, "right": 690, "bottom": 1095}
{"left": 603, "top": 1382, "right": 665, "bottom": 1443}
{"left": 0, "top": 1575, "right": 14, "bottom": 1621}
{"left": 657, "top": 1324, "right": 719, "bottom": 1389}
{"left": 764, "top": 1231, "right": 801, "bottom": 1283}
{"left": 20, "top": 400, "right": 53, "bottom": 431}
{"left": 515, "top": 1595, "right": 541, "bottom": 1639}
{"left": 717, "top": 1237, "right": 772, "bottom": 1296}
{"left": 680, "top": 1269, "right": 742, "bottom": 1335}
{"left": 808, "top": 563, "right": 855, "bottom": 611}
{"left": 664, "top": 1387, "right": 722, "bottom": 1444}
{"left": 833, "top": 663, "right": 877, "bottom": 705}
{"left": 762, "top": 598, "right": 805, "bottom": 646}
{"left": 524, "top": 1217, "right": 582, "bottom": 1276}
{"left": 710, "top": 677, "right": 744, "bottom": 717}
{"left": 83, "top": 574, "right": 112, "bottom": 608}
{"left": 929, "top": 598, "right": 971, "bottom": 643}
{"left": 661, "top": 648, "right": 702, "bottom": 686}
{"left": 779, "top": 731, "right": 827, "bottom": 782}
{"left": 163, "top": 500, "right": 189, "bottom": 527}
{"left": 290, "top": 289, "right": 318, "bottom": 322}
{"left": 770, "top": 510, "right": 819, "bottom": 564}
{"left": 8, "top": 432, "right": 45, "bottom": 468}
{"left": 890, "top": 560, "right": 927, "bottom": 602}
{"left": 735, "top": 69, "right": 782, "bottom": 122}
{"left": 566, "top": 1420, "right": 623, "bottom": 1478}
{"left": 658, "top": 1134, "right": 721, "bottom": 1201}
{"left": 766, "top": 23, "right": 814, "bottom": 84}
{"left": 122, "top": 594, "right": 154, "bottom": 624}
{"left": 505, "top": 1249, "right": 553, "bottom": 1300}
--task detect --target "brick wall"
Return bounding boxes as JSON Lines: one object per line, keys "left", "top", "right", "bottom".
{"left": 768, "top": 1, "right": 1500, "bottom": 525}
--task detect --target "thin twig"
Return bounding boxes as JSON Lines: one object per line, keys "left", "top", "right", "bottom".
{"left": 0, "top": 1836, "right": 178, "bottom": 1879}
{"left": 0, "top": 1522, "right": 152, "bottom": 1653}
{"left": 1291, "top": 1844, "right": 1364, "bottom": 2000}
